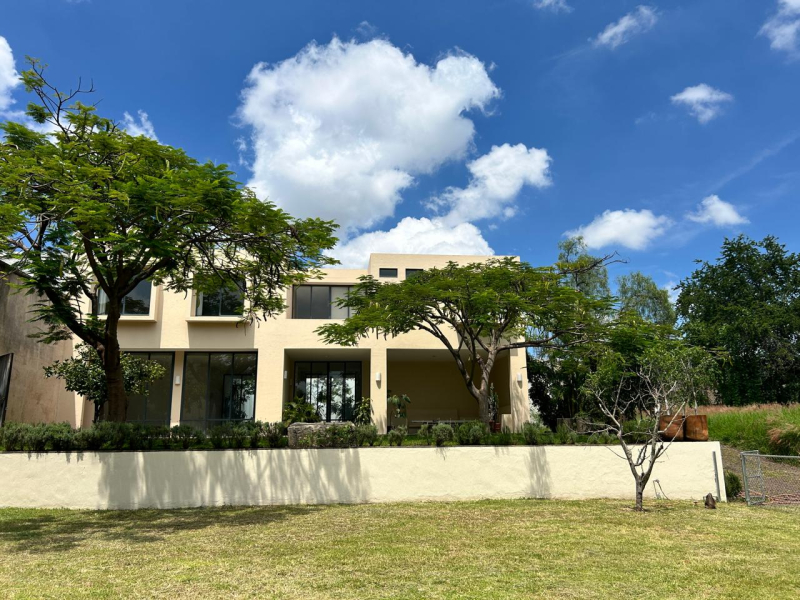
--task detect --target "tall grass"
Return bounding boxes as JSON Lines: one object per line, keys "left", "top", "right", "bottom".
{"left": 707, "top": 404, "right": 800, "bottom": 454}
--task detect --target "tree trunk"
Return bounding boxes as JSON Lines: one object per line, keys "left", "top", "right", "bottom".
{"left": 101, "top": 307, "right": 128, "bottom": 422}
{"left": 635, "top": 486, "right": 644, "bottom": 512}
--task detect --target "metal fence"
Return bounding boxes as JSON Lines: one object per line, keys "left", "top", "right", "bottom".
{"left": 741, "top": 450, "right": 800, "bottom": 506}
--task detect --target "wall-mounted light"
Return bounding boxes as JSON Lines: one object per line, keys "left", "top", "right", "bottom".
{"left": 375, "top": 371, "right": 382, "bottom": 383}
{"left": 283, "top": 370, "right": 288, "bottom": 380}
{"left": 174, "top": 375, "right": 181, "bottom": 386}
{"left": 516, "top": 372, "right": 523, "bottom": 384}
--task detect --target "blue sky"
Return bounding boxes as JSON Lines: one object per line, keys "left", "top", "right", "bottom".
{"left": 2, "top": 0, "right": 799, "bottom": 293}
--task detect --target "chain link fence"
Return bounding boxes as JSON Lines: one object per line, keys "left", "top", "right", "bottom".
{"left": 741, "top": 450, "right": 800, "bottom": 506}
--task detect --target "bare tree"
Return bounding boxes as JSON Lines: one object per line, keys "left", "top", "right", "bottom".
{"left": 583, "top": 336, "right": 716, "bottom": 510}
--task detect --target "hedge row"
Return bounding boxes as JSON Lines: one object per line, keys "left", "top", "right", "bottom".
{"left": 0, "top": 420, "right": 643, "bottom": 452}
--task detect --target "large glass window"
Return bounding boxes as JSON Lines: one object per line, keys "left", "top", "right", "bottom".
{"left": 97, "top": 281, "right": 152, "bottom": 316}
{"left": 293, "top": 361, "right": 361, "bottom": 422}
{"left": 180, "top": 352, "right": 257, "bottom": 429}
{"left": 379, "top": 268, "right": 398, "bottom": 278}
{"left": 195, "top": 282, "right": 244, "bottom": 316}
{"left": 126, "top": 352, "right": 174, "bottom": 425}
{"left": 292, "top": 285, "right": 353, "bottom": 319}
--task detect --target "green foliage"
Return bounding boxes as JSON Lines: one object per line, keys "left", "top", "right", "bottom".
{"left": 387, "top": 425, "right": 407, "bottom": 447}
{"left": 264, "top": 422, "right": 288, "bottom": 448}
{"left": 283, "top": 399, "right": 321, "bottom": 425}
{"left": 43, "top": 344, "right": 166, "bottom": 416}
{"left": 417, "top": 423, "right": 432, "bottom": 445}
{"left": 355, "top": 424, "right": 379, "bottom": 447}
{"left": 297, "top": 424, "right": 358, "bottom": 449}
{"left": 318, "top": 256, "right": 611, "bottom": 423}
{"left": 456, "top": 421, "right": 490, "bottom": 445}
{"left": 388, "top": 393, "right": 411, "bottom": 427}
{"left": 430, "top": 423, "right": 454, "bottom": 447}
{"left": 353, "top": 397, "right": 373, "bottom": 426}
{"left": 677, "top": 235, "right": 800, "bottom": 405}
{"left": 617, "top": 271, "right": 676, "bottom": 326}
{"left": 0, "top": 60, "right": 338, "bottom": 421}
{"left": 522, "top": 422, "right": 549, "bottom": 445}
{"left": 725, "top": 471, "right": 742, "bottom": 500}
{"left": 171, "top": 424, "right": 203, "bottom": 449}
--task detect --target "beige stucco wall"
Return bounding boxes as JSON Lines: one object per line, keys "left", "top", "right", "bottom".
{"left": 97, "top": 253, "right": 529, "bottom": 433}
{"left": 0, "top": 266, "right": 81, "bottom": 426}
{"left": 0, "top": 442, "right": 726, "bottom": 509}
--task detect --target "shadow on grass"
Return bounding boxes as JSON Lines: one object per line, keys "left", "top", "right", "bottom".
{"left": 0, "top": 504, "right": 320, "bottom": 553}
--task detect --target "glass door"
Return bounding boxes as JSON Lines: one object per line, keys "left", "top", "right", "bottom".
{"left": 293, "top": 361, "right": 362, "bottom": 422}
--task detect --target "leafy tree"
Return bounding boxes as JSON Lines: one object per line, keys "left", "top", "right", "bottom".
{"left": 317, "top": 257, "right": 611, "bottom": 423}
{"left": 583, "top": 330, "right": 716, "bottom": 511}
{"left": 0, "top": 60, "right": 337, "bottom": 421}
{"left": 677, "top": 235, "right": 800, "bottom": 405}
{"left": 617, "top": 271, "right": 675, "bottom": 326}
{"left": 43, "top": 344, "right": 166, "bottom": 422}
{"left": 527, "top": 237, "right": 612, "bottom": 427}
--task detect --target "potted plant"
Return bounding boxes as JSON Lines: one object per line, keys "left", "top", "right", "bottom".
{"left": 387, "top": 392, "right": 411, "bottom": 431}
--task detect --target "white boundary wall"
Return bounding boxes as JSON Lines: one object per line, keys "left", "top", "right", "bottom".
{"left": 0, "top": 442, "right": 725, "bottom": 510}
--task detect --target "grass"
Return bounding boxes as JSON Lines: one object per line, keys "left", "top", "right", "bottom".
{"left": 2, "top": 499, "right": 800, "bottom": 599}
{"left": 706, "top": 403, "right": 800, "bottom": 454}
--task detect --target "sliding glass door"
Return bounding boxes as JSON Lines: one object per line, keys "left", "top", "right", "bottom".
{"left": 293, "top": 361, "right": 361, "bottom": 422}
{"left": 181, "top": 352, "right": 257, "bottom": 429}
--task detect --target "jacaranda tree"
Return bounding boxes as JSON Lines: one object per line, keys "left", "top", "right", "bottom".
{"left": 0, "top": 60, "right": 338, "bottom": 421}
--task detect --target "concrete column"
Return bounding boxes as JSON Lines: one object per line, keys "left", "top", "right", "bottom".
{"left": 169, "top": 351, "right": 184, "bottom": 427}
{"left": 255, "top": 349, "right": 284, "bottom": 423}
{"left": 370, "top": 347, "right": 388, "bottom": 433}
{"left": 508, "top": 348, "right": 529, "bottom": 431}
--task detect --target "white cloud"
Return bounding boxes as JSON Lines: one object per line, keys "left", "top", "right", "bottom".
{"left": 592, "top": 6, "right": 658, "bottom": 49}
{"left": 663, "top": 281, "right": 679, "bottom": 305}
{"left": 430, "top": 143, "right": 551, "bottom": 225}
{"left": 760, "top": 0, "right": 800, "bottom": 58}
{"left": 0, "top": 36, "right": 20, "bottom": 113}
{"left": 686, "top": 194, "right": 748, "bottom": 226}
{"left": 122, "top": 110, "right": 158, "bottom": 140}
{"left": 670, "top": 84, "right": 733, "bottom": 124}
{"left": 331, "top": 217, "right": 493, "bottom": 268}
{"left": 565, "top": 208, "right": 672, "bottom": 251}
{"left": 237, "top": 37, "right": 500, "bottom": 234}
{"left": 534, "top": 0, "right": 572, "bottom": 13}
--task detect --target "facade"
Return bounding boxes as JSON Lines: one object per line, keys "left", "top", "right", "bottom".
{"left": 2, "top": 254, "right": 530, "bottom": 432}
{"left": 0, "top": 261, "right": 79, "bottom": 426}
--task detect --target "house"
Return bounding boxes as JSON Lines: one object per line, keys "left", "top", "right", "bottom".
{"left": 3, "top": 254, "right": 530, "bottom": 432}
{"left": 0, "top": 260, "right": 79, "bottom": 426}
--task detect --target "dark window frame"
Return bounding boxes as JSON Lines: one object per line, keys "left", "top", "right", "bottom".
{"left": 292, "top": 285, "right": 353, "bottom": 319}
{"left": 194, "top": 282, "right": 245, "bottom": 317}
{"left": 379, "top": 268, "right": 398, "bottom": 278}
{"left": 405, "top": 268, "right": 424, "bottom": 278}
{"left": 180, "top": 351, "right": 258, "bottom": 429}
{"left": 97, "top": 280, "right": 153, "bottom": 316}
{"left": 292, "top": 360, "right": 363, "bottom": 422}
{"left": 126, "top": 351, "right": 175, "bottom": 426}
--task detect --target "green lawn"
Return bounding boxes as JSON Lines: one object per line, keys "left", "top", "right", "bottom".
{"left": 1, "top": 499, "right": 799, "bottom": 599}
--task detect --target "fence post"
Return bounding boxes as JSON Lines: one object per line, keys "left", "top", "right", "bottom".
{"left": 741, "top": 452, "right": 751, "bottom": 506}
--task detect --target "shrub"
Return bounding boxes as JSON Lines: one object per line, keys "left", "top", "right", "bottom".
{"left": 283, "top": 399, "right": 321, "bottom": 425}
{"left": 554, "top": 424, "right": 578, "bottom": 445}
{"left": 229, "top": 423, "right": 251, "bottom": 449}
{"left": 171, "top": 424, "right": 201, "bottom": 449}
{"left": 725, "top": 471, "right": 743, "bottom": 499}
{"left": 430, "top": 423, "right": 454, "bottom": 447}
{"left": 1, "top": 422, "right": 28, "bottom": 451}
{"left": 23, "top": 423, "right": 50, "bottom": 452}
{"left": 522, "top": 422, "right": 551, "bottom": 445}
{"left": 417, "top": 423, "right": 432, "bottom": 445}
{"left": 456, "top": 421, "right": 489, "bottom": 445}
{"left": 355, "top": 424, "right": 378, "bottom": 447}
{"left": 312, "top": 424, "right": 358, "bottom": 448}
{"left": 621, "top": 418, "right": 655, "bottom": 444}
{"left": 47, "top": 422, "right": 75, "bottom": 451}
{"left": 264, "top": 422, "right": 287, "bottom": 448}
{"left": 353, "top": 397, "right": 373, "bottom": 426}
{"left": 74, "top": 426, "right": 104, "bottom": 451}
{"left": 209, "top": 423, "right": 234, "bottom": 449}
{"left": 387, "top": 425, "right": 407, "bottom": 447}
{"left": 490, "top": 429, "right": 514, "bottom": 446}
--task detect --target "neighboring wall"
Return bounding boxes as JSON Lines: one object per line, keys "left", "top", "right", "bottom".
{"left": 0, "top": 264, "right": 79, "bottom": 426}
{"left": 0, "top": 442, "right": 726, "bottom": 510}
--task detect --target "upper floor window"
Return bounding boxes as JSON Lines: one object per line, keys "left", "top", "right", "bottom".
{"left": 293, "top": 285, "right": 353, "bottom": 319}
{"left": 379, "top": 268, "right": 398, "bottom": 278}
{"left": 195, "top": 283, "right": 244, "bottom": 317}
{"left": 405, "top": 268, "right": 424, "bottom": 278}
{"left": 97, "top": 280, "right": 152, "bottom": 316}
